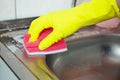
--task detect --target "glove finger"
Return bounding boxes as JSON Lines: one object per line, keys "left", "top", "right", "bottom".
{"left": 28, "top": 17, "right": 51, "bottom": 42}
{"left": 28, "top": 18, "right": 42, "bottom": 34}
{"left": 39, "top": 29, "right": 63, "bottom": 50}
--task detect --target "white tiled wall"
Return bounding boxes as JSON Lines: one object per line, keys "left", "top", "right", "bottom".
{"left": 0, "top": 0, "right": 16, "bottom": 21}
{"left": 16, "top": 0, "right": 73, "bottom": 19}
{"left": 76, "top": 0, "right": 91, "bottom": 6}
{"left": 0, "top": 0, "right": 73, "bottom": 21}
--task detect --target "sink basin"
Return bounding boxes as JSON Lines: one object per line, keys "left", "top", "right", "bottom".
{"left": 46, "top": 34, "right": 120, "bottom": 80}
{"left": 1, "top": 28, "right": 120, "bottom": 80}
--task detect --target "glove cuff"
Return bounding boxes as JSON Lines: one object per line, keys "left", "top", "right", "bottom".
{"left": 110, "top": 0, "right": 120, "bottom": 18}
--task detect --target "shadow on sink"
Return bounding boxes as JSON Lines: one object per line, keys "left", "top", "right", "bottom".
{"left": 46, "top": 34, "right": 120, "bottom": 80}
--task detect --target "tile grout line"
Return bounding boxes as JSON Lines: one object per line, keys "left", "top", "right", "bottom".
{"left": 14, "top": 0, "right": 17, "bottom": 19}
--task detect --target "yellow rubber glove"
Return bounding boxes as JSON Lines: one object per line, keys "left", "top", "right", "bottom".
{"left": 28, "top": 0, "right": 120, "bottom": 50}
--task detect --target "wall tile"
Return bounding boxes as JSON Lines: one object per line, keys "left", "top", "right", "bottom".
{"left": 0, "top": 0, "right": 15, "bottom": 21}
{"left": 76, "top": 0, "right": 90, "bottom": 6}
{"left": 16, "top": 0, "right": 73, "bottom": 19}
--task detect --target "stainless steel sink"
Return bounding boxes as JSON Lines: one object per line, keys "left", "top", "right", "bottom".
{"left": 46, "top": 34, "right": 120, "bottom": 80}
{"left": 2, "top": 18, "right": 120, "bottom": 80}
{"left": 1, "top": 28, "right": 120, "bottom": 80}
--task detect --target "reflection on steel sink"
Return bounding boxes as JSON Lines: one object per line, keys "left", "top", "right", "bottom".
{"left": 46, "top": 34, "right": 120, "bottom": 80}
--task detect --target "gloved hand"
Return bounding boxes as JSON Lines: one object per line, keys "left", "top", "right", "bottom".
{"left": 28, "top": 0, "right": 120, "bottom": 50}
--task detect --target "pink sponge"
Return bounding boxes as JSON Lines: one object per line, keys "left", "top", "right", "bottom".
{"left": 23, "top": 28, "right": 67, "bottom": 56}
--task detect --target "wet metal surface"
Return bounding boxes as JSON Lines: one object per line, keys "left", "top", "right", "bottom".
{"left": 46, "top": 34, "right": 120, "bottom": 80}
